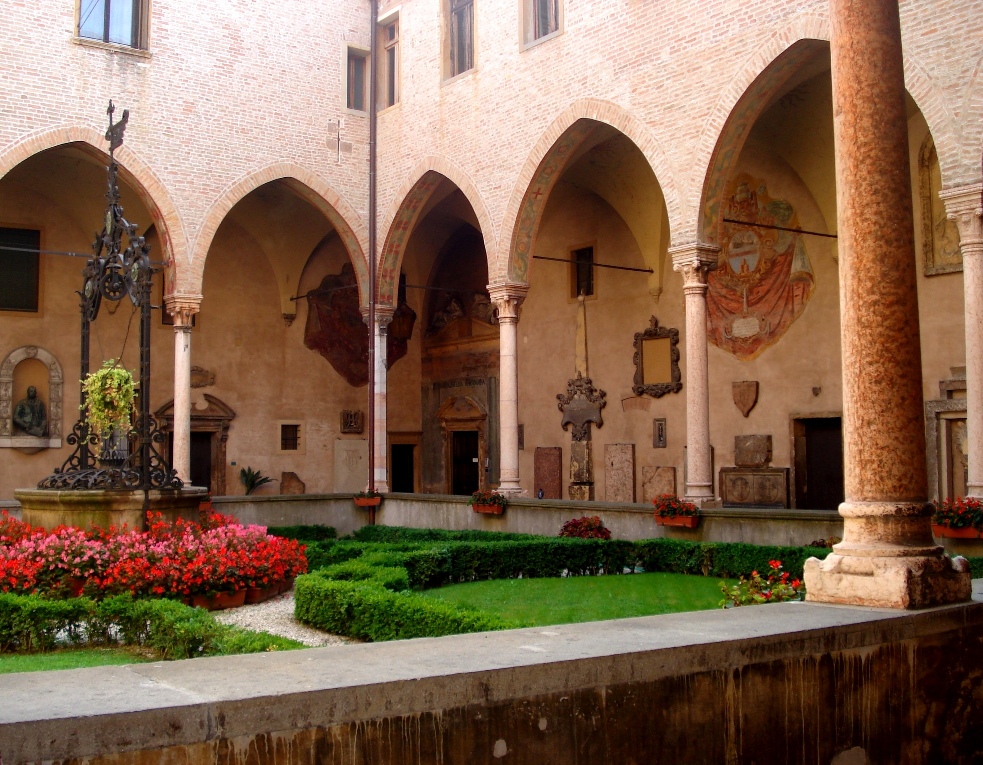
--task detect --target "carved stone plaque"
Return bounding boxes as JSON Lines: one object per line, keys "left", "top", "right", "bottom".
{"left": 720, "top": 467, "right": 789, "bottom": 508}
{"left": 604, "top": 444, "right": 635, "bottom": 503}
{"left": 734, "top": 435, "right": 772, "bottom": 468}
{"left": 557, "top": 372, "right": 606, "bottom": 441}
{"left": 642, "top": 466, "right": 676, "bottom": 502}
{"left": 733, "top": 381, "right": 759, "bottom": 418}
{"left": 534, "top": 446, "right": 562, "bottom": 500}
{"left": 341, "top": 410, "right": 364, "bottom": 434}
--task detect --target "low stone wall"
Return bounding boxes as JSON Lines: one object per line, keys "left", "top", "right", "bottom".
{"left": 3, "top": 590, "right": 983, "bottom": 764}
{"left": 214, "top": 493, "right": 844, "bottom": 546}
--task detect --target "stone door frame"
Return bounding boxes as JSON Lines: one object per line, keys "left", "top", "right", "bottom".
{"left": 435, "top": 395, "right": 487, "bottom": 494}
{"left": 155, "top": 394, "right": 236, "bottom": 495}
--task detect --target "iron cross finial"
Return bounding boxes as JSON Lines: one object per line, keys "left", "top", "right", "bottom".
{"left": 105, "top": 100, "right": 129, "bottom": 155}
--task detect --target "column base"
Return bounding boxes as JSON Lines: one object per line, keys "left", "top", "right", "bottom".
{"left": 684, "top": 495, "right": 721, "bottom": 509}
{"left": 804, "top": 553, "right": 971, "bottom": 609}
{"left": 496, "top": 483, "right": 526, "bottom": 497}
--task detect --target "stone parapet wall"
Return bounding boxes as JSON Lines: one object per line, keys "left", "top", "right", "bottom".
{"left": 3, "top": 590, "right": 983, "bottom": 763}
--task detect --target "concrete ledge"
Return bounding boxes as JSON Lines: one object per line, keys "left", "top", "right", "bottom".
{"left": 3, "top": 589, "right": 983, "bottom": 763}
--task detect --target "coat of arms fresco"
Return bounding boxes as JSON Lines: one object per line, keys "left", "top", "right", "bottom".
{"left": 706, "top": 174, "right": 815, "bottom": 360}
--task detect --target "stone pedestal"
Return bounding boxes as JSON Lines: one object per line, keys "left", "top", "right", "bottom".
{"left": 15, "top": 487, "right": 207, "bottom": 532}
{"left": 534, "top": 446, "right": 562, "bottom": 499}
{"left": 804, "top": 0, "right": 970, "bottom": 607}
{"left": 604, "top": 444, "right": 635, "bottom": 502}
{"left": 569, "top": 440, "right": 594, "bottom": 500}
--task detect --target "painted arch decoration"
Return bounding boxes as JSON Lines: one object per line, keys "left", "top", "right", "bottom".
{"left": 706, "top": 174, "right": 814, "bottom": 360}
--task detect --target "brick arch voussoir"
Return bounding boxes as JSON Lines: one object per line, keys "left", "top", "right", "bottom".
{"left": 694, "top": 13, "right": 830, "bottom": 246}
{"left": 191, "top": 163, "right": 368, "bottom": 302}
{"left": 379, "top": 158, "right": 496, "bottom": 306}
{"left": 0, "top": 124, "right": 188, "bottom": 292}
{"left": 502, "top": 98, "right": 681, "bottom": 285}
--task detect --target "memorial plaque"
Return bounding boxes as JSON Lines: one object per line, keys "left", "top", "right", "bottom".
{"left": 735, "top": 434, "right": 772, "bottom": 468}
{"left": 642, "top": 466, "right": 676, "bottom": 502}
{"left": 333, "top": 438, "right": 368, "bottom": 492}
{"left": 604, "top": 443, "right": 635, "bottom": 503}
{"left": 534, "top": 446, "right": 562, "bottom": 500}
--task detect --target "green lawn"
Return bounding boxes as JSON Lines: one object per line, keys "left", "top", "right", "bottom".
{"left": 0, "top": 647, "right": 154, "bottom": 675}
{"left": 420, "top": 572, "right": 731, "bottom": 627}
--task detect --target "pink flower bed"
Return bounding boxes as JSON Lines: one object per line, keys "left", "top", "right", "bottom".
{"left": 0, "top": 511, "right": 307, "bottom": 599}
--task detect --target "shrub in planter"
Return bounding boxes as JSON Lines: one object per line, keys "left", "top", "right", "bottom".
{"left": 559, "top": 516, "right": 611, "bottom": 540}
{"left": 932, "top": 497, "right": 983, "bottom": 537}
{"left": 468, "top": 490, "right": 508, "bottom": 513}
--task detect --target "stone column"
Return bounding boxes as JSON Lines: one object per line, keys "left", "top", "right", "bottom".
{"left": 942, "top": 184, "right": 983, "bottom": 496}
{"left": 489, "top": 283, "right": 529, "bottom": 495}
{"left": 164, "top": 294, "right": 201, "bottom": 485}
{"left": 670, "top": 244, "right": 720, "bottom": 507}
{"left": 804, "top": 0, "right": 970, "bottom": 607}
{"left": 364, "top": 306, "right": 394, "bottom": 493}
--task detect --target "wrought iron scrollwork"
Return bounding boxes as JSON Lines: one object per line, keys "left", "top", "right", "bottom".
{"left": 39, "top": 102, "right": 182, "bottom": 493}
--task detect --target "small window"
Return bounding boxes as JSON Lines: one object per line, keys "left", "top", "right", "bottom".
{"left": 523, "top": 0, "right": 560, "bottom": 46}
{"left": 347, "top": 48, "right": 368, "bottom": 112}
{"left": 78, "top": 0, "right": 146, "bottom": 48}
{"left": 449, "top": 0, "right": 474, "bottom": 77}
{"left": 381, "top": 19, "right": 399, "bottom": 108}
{"left": 0, "top": 228, "right": 40, "bottom": 313}
{"left": 571, "top": 246, "right": 594, "bottom": 298}
{"left": 280, "top": 424, "right": 300, "bottom": 451}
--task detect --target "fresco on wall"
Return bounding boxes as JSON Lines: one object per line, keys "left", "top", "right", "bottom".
{"left": 304, "top": 264, "right": 415, "bottom": 387}
{"left": 706, "top": 174, "right": 815, "bottom": 360}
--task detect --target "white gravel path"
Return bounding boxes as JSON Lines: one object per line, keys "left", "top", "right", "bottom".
{"left": 212, "top": 590, "right": 356, "bottom": 647}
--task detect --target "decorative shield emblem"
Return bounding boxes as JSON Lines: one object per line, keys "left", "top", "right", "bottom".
{"left": 733, "top": 381, "right": 759, "bottom": 418}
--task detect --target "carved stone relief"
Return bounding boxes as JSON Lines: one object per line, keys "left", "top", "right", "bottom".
{"left": 557, "top": 372, "right": 606, "bottom": 441}
{"left": 919, "top": 136, "right": 962, "bottom": 275}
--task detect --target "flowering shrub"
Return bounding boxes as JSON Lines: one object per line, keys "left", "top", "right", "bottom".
{"left": 652, "top": 494, "right": 699, "bottom": 518}
{"left": 0, "top": 511, "right": 307, "bottom": 599}
{"left": 719, "top": 560, "right": 803, "bottom": 607}
{"left": 559, "top": 516, "right": 612, "bottom": 540}
{"left": 468, "top": 490, "right": 508, "bottom": 509}
{"left": 932, "top": 497, "right": 983, "bottom": 530}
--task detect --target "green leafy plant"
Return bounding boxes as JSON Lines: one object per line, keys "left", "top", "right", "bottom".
{"left": 559, "top": 516, "right": 612, "bottom": 540}
{"left": 652, "top": 493, "right": 699, "bottom": 518}
{"left": 719, "top": 559, "right": 803, "bottom": 607}
{"left": 80, "top": 359, "right": 135, "bottom": 437}
{"left": 468, "top": 490, "right": 508, "bottom": 509}
{"left": 354, "top": 490, "right": 382, "bottom": 499}
{"left": 932, "top": 497, "right": 983, "bottom": 530}
{"left": 239, "top": 467, "right": 273, "bottom": 495}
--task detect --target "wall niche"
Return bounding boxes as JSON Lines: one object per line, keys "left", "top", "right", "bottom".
{"left": 0, "top": 346, "right": 63, "bottom": 452}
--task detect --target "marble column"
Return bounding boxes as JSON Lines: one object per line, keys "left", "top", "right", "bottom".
{"left": 364, "top": 306, "right": 394, "bottom": 493}
{"left": 164, "top": 294, "right": 201, "bottom": 485}
{"left": 670, "top": 244, "right": 720, "bottom": 507}
{"left": 942, "top": 184, "right": 983, "bottom": 496}
{"left": 804, "top": 0, "right": 970, "bottom": 607}
{"left": 489, "top": 283, "right": 529, "bottom": 495}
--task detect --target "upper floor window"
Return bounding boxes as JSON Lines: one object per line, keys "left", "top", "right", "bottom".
{"left": 347, "top": 47, "right": 368, "bottom": 112}
{"left": 572, "top": 246, "right": 594, "bottom": 298}
{"left": 449, "top": 0, "right": 474, "bottom": 77}
{"left": 0, "top": 228, "right": 40, "bottom": 313}
{"left": 78, "top": 0, "right": 146, "bottom": 49}
{"left": 523, "top": 0, "right": 560, "bottom": 46}
{"left": 381, "top": 19, "right": 400, "bottom": 108}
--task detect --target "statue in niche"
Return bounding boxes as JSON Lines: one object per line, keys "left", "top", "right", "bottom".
{"left": 13, "top": 386, "right": 47, "bottom": 437}
{"left": 428, "top": 297, "right": 465, "bottom": 334}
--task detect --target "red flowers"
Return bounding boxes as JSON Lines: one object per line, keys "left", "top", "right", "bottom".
{"left": 0, "top": 510, "right": 307, "bottom": 598}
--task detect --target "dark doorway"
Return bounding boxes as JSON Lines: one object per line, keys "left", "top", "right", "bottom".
{"left": 391, "top": 443, "right": 416, "bottom": 492}
{"left": 451, "top": 430, "right": 479, "bottom": 495}
{"left": 190, "top": 432, "right": 212, "bottom": 491}
{"left": 793, "top": 417, "right": 844, "bottom": 510}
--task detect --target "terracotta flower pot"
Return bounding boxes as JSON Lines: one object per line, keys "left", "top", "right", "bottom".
{"left": 354, "top": 496, "right": 382, "bottom": 507}
{"left": 655, "top": 515, "right": 700, "bottom": 529}
{"left": 278, "top": 576, "right": 296, "bottom": 594}
{"left": 932, "top": 524, "right": 980, "bottom": 539}
{"left": 191, "top": 589, "right": 246, "bottom": 611}
{"left": 68, "top": 577, "right": 87, "bottom": 598}
{"left": 245, "top": 583, "right": 281, "bottom": 604}
{"left": 472, "top": 503, "right": 504, "bottom": 515}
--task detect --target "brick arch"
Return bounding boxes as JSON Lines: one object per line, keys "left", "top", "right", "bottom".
{"left": 0, "top": 125, "right": 187, "bottom": 290}
{"left": 191, "top": 163, "right": 369, "bottom": 301}
{"left": 378, "top": 158, "right": 495, "bottom": 306}
{"left": 502, "top": 99, "right": 681, "bottom": 285}
{"left": 949, "top": 50, "right": 983, "bottom": 187}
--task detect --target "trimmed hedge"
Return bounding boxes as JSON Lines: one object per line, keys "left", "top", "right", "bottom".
{"left": 294, "top": 575, "right": 514, "bottom": 642}
{"left": 634, "top": 539, "right": 832, "bottom": 580}
{"left": 0, "top": 593, "right": 303, "bottom": 658}
{"left": 316, "top": 560, "right": 410, "bottom": 592}
{"left": 351, "top": 525, "right": 544, "bottom": 543}
{"left": 268, "top": 525, "right": 337, "bottom": 541}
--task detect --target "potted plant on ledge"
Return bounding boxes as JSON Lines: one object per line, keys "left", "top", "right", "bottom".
{"left": 931, "top": 497, "right": 983, "bottom": 539}
{"left": 353, "top": 490, "right": 383, "bottom": 508}
{"left": 469, "top": 489, "right": 508, "bottom": 515}
{"left": 653, "top": 493, "right": 701, "bottom": 529}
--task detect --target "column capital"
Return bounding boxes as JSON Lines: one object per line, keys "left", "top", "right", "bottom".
{"left": 488, "top": 282, "right": 529, "bottom": 322}
{"left": 361, "top": 305, "right": 395, "bottom": 330}
{"left": 164, "top": 293, "right": 202, "bottom": 329}
{"left": 669, "top": 242, "right": 720, "bottom": 286}
{"left": 941, "top": 183, "right": 983, "bottom": 250}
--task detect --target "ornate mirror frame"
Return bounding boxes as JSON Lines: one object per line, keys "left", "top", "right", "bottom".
{"left": 632, "top": 316, "right": 682, "bottom": 398}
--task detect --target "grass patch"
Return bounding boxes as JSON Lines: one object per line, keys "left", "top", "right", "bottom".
{"left": 0, "top": 646, "right": 153, "bottom": 674}
{"left": 419, "top": 572, "right": 732, "bottom": 627}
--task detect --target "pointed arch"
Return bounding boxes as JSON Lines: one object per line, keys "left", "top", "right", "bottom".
{"left": 378, "top": 157, "right": 495, "bottom": 306}
{"left": 501, "top": 99, "right": 680, "bottom": 285}
{"left": 191, "top": 163, "right": 369, "bottom": 301}
{"left": 0, "top": 124, "right": 187, "bottom": 291}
